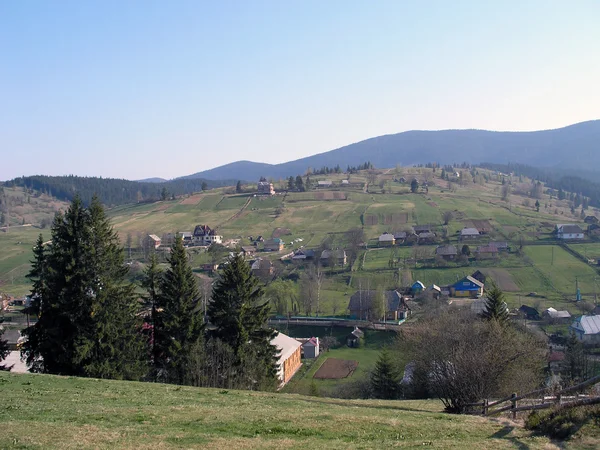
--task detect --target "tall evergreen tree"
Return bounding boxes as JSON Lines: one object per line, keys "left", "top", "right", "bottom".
{"left": 565, "top": 332, "right": 588, "bottom": 384}
{"left": 207, "top": 253, "right": 278, "bottom": 389}
{"left": 155, "top": 236, "right": 204, "bottom": 384}
{"left": 81, "top": 196, "right": 147, "bottom": 379}
{"left": 21, "top": 195, "right": 147, "bottom": 379}
{"left": 23, "top": 234, "right": 46, "bottom": 321}
{"left": 370, "top": 349, "right": 401, "bottom": 399}
{"left": 141, "top": 253, "right": 163, "bottom": 375}
{"left": 0, "top": 320, "right": 11, "bottom": 371}
{"left": 481, "top": 283, "right": 509, "bottom": 324}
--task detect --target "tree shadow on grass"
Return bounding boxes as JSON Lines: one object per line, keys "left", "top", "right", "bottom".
{"left": 489, "top": 420, "right": 532, "bottom": 450}
{"left": 293, "top": 396, "right": 440, "bottom": 414}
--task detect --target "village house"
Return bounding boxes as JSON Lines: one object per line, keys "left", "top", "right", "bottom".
{"left": 519, "top": 305, "right": 541, "bottom": 320}
{"left": 427, "top": 284, "right": 442, "bottom": 299}
{"left": 241, "top": 246, "right": 257, "bottom": 257}
{"left": 298, "top": 337, "right": 320, "bottom": 358}
{"left": 413, "top": 225, "right": 432, "bottom": 235}
{"left": 470, "top": 270, "right": 486, "bottom": 284}
{"left": 475, "top": 245, "right": 499, "bottom": 259}
{"left": 489, "top": 241, "right": 509, "bottom": 252}
{"left": 555, "top": 224, "right": 585, "bottom": 240}
{"left": 271, "top": 332, "right": 302, "bottom": 385}
{"left": 292, "top": 248, "right": 315, "bottom": 260}
{"left": 450, "top": 276, "right": 484, "bottom": 298}
{"left": 263, "top": 238, "right": 284, "bottom": 252}
{"left": 543, "top": 307, "right": 572, "bottom": 323}
{"left": 346, "top": 326, "right": 364, "bottom": 347}
{"left": 411, "top": 281, "right": 425, "bottom": 295}
{"left": 436, "top": 244, "right": 458, "bottom": 260}
{"left": 251, "top": 258, "right": 274, "bottom": 279}
{"left": 146, "top": 234, "right": 161, "bottom": 249}
{"left": 317, "top": 180, "right": 333, "bottom": 188}
{"left": 378, "top": 232, "right": 395, "bottom": 246}
{"left": 320, "top": 249, "right": 347, "bottom": 266}
{"left": 417, "top": 231, "right": 436, "bottom": 244}
{"left": 347, "top": 290, "right": 411, "bottom": 322}
{"left": 460, "top": 227, "right": 480, "bottom": 240}
{"left": 178, "top": 231, "right": 193, "bottom": 245}
{"left": 257, "top": 180, "right": 275, "bottom": 195}
{"left": 584, "top": 215, "right": 599, "bottom": 224}
{"left": 571, "top": 315, "right": 600, "bottom": 345}
{"left": 393, "top": 231, "right": 407, "bottom": 243}
{"left": 192, "top": 225, "right": 222, "bottom": 246}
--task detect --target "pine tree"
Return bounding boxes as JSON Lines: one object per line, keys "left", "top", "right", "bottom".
{"left": 411, "top": 179, "right": 419, "bottom": 193}
{"left": 155, "top": 236, "right": 204, "bottom": 384}
{"left": 21, "top": 195, "right": 147, "bottom": 379}
{"left": 23, "top": 234, "right": 46, "bottom": 320}
{"left": 141, "top": 253, "right": 163, "bottom": 374}
{"left": 21, "top": 197, "right": 91, "bottom": 375}
{"left": 81, "top": 196, "right": 147, "bottom": 380}
{"left": 370, "top": 349, "right": 401, "bottom": 399}
{"left": 207, "top": 253, "right": 278, "bottom": 389}
{"left": 565, "top": 332, "right": 588, "bottom": 384}
{"left": 481, "top": 283, "right": 509, "bottom": 324}
{"left": 0, "top": 319, "right": 11, "bottom": 371}
{"left": 236, "top": 181, "right": 242, "bottom": 193}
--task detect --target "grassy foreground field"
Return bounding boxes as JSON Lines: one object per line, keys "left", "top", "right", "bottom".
{"left": 0, "top": 372, "right": 557, "bottom": 449}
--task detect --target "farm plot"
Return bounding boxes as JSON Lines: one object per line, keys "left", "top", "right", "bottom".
{"left": 524, "top": 245, "right": 599, "bottom": 295}
{"left": 313, "top": 358, "right": 359, "bottom": 379}
{"left": 480, "top": 268, "right": 519, "bottom": 291}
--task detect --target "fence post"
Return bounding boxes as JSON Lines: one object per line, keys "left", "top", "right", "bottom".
{"left": 557, "top": 393, "right": 562, "bottom": 405}
{"left": 482, "top": 399, "right": 488, "bottom": 416}
{"left": 511, "top": 393, "right": 517, "bottom": 420}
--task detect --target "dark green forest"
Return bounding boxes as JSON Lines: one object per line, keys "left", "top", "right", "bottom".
{"left": 3, "top": 175, "right": 242, "bottom": 206}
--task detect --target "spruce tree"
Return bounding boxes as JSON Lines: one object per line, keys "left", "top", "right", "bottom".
{"left": 81, "top": 196, "right": 147, "bottom": 380}
{"left": 23, "top": 234, "right": 46, "bottom": 320}
{"left": 481, "top": 283, "right": 509, "bottom": 324}
{"left": 155, "top": 236, "right": 203, "bottom": 384}
{"left": 370, "top": 349, "right": 401, "bottom": 399}
{"left": 21, "top": 195, "right": 147, "bottom": 379}
{"left": 565, "top": 332, "right": 588, "bottom": 384}
{"left": 0, "top": 320, "right": 11, "bottom": 371}
{"left": 21, "top": 197, "right": 91, "bottom": 375}
{"left": 141, "top": 252, "right": 163, "bottom": 376}
{"left": 207, "top": 253, "right": 278, "bottom": 389}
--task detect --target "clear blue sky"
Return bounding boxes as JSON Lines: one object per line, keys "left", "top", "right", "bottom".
{"left": 1, "top": 1, "right": 599, "bottom": 181}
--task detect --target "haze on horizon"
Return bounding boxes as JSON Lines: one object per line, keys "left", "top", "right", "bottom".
{"left": 1, "top": 1, "right": 599, "bottom": 181}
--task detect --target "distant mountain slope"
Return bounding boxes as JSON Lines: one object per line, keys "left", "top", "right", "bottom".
{"left": 183, "top": 120, "right": 600, "bottom": 181}
{"left": 137, "top": 177, "right": 167, "bottom": 183}
{"left": 4, "top": 175, "right": 241, "bottom": 207}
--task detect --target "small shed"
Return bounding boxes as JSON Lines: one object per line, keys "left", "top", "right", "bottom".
{"left": 411, "top": 281, "right": 425, "bottom": 295}
{"left": 519, "top": 305, "right": 541, "bottom": 320}
{"left": 346, "top": 327, "right": 364, "bottom": 348}
{"left": 302, "top": 337, "right": 320, "bottom": 358}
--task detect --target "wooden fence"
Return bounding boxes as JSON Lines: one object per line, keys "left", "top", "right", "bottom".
{"left": 466, "top": 374, "right": 600, "bottom": 418}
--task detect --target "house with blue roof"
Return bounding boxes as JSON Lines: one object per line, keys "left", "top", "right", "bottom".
{"left": 571, "top": 315, "right": 600, "bottom": 345}
{"left": 411, "top": 281, "right": 425, "bottom": 295}
{"left": 450, "top": 276, "right": 484, "bottom": 298}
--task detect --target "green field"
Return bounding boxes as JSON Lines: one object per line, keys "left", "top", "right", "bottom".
{"left": 2, "top": 167, "right": 599, "bottom": 319}
{"left": 0, "top": 372, "right": 559, "bottom": 449}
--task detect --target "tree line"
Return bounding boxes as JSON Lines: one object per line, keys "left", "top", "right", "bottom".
{"left": 480, "top": 162, "right": 600, "bottom": 208}
{"left": 17, "top": 195, "right": 279, "bottom": 389}
{"left": 4, "top": 175, "right": 240, "bottom": 207}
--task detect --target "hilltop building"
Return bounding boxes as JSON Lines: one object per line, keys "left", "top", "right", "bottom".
{"left": 257, "top": 180, "right": 275, "bottom": 195}
{"left": 192, "top": 225, "right": 222, "bottom": 246}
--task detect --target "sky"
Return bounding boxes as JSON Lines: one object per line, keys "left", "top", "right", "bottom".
{"left": 1, "top": 1, "right": 599, "bottom": 181}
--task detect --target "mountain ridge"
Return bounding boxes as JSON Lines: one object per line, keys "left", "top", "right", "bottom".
{"left": 178, "top": 120, "right": 600, "bottom": 181}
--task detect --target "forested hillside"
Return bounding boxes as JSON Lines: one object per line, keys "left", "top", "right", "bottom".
{"left": 3, "top": 175, "right": 241, "bottom": 206}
